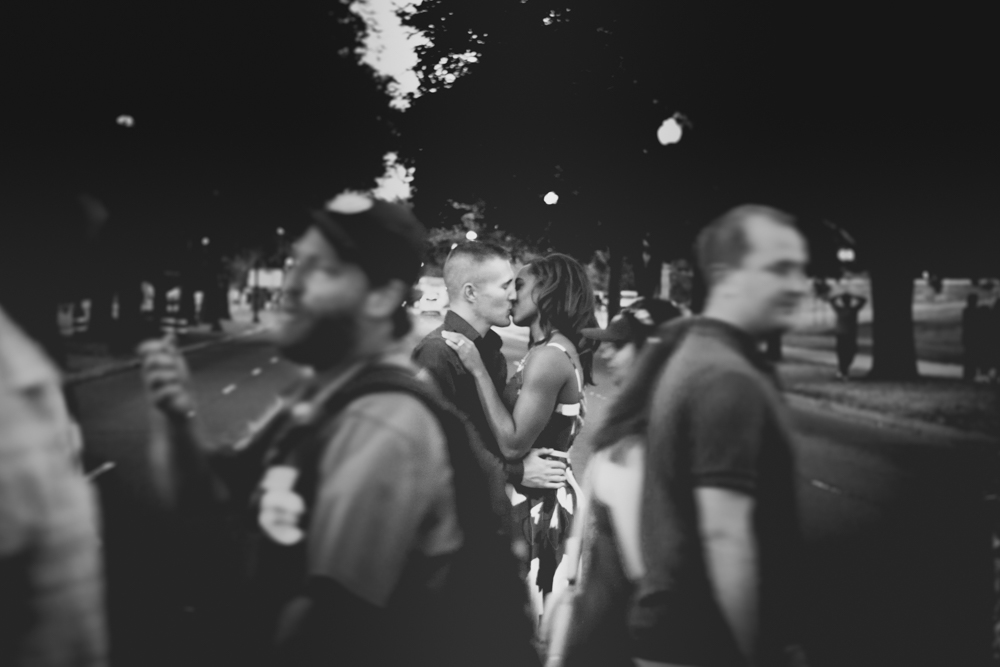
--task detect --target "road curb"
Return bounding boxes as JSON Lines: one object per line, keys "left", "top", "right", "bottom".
{"left": 64, "top": 326, "right": 264, "bottom": 387}
{"left": 785, "top": 391, "right": 997, "bottom": 450}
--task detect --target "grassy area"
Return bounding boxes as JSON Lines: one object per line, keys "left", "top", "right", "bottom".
{"left": 780, "top": 357, "right": 999, "bottom": 438}
{"left": 788, "top": 278, "right": 999, "bottom": 364}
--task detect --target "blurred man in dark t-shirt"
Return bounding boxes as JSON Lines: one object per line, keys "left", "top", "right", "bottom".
{"left": 631, "top": 205, "right": 809, "bottom": 667}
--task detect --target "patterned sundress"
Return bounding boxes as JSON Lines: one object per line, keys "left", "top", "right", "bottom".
{"left": 504, "top": 338, "right": 586, "bottom": 622}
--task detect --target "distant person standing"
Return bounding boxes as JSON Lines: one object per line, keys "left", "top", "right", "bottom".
{"left": 829, "top": 290, "right": 867, "bottom": 379}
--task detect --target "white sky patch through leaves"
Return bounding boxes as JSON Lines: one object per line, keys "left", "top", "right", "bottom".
{"left": 350, "top": 0, "right": 426, "bottom": 201}
{"left": 351, "top": 0, "right": 427, "bottom": 112}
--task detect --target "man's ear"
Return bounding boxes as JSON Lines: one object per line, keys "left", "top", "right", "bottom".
{"left": 462, "top": 282, "right": 476, "bottom": 304}
{"left": 365, "top": 279, "right": 409, "bottom": 319}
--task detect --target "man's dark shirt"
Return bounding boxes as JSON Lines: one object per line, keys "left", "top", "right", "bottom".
{"left": 630, "top": 317, "right": 802, "bottom": 666}
{"left": 412, "top": 311, "right": 524, "bottom": 485}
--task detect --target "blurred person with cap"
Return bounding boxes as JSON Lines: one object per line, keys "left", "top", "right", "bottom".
{"left": 629, "top": 205, "right": 809, "bottom": 667}
{"left": 582, "top": 298, "right": 686, "bottom": 387}
{"left": 137, "top": 193, "right": 540, "bottom": 666}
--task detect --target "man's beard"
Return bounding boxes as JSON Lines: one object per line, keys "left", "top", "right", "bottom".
{"left": 279, "top": 312, "right": 360, "bottom": 371}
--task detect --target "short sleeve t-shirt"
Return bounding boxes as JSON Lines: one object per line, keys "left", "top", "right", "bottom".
{"left": 306, "top": 391, "right": 462, "bottom": 607}
{"left": 630, "top": 318, "right": 802, "bottom": 666}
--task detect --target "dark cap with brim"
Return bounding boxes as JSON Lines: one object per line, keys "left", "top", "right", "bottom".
{"left": 582, "top": 298, "right": 685, "bottom": 345}
{"left": 311, "top": 192, "right": 427, "bottom": 286}
{"left": 581, "top": 313, "right": 634, "bottom": 343}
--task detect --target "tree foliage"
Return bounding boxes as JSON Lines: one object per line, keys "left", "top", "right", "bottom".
{"left": 2, "top": 1, "right": 395, "bottom": 347}
{"left": 401, "top": 1, "right": 998, "bottom": 377}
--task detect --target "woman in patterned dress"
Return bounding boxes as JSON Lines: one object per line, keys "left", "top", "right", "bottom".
{"left": 443, "top": 253, "right": 599, "bottom": 623}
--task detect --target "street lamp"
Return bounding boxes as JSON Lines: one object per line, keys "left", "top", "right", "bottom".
{"left": 201, "top": 237, "right": 210, "bottom": 246}
{"left": 657, "top": 112, "right": 692, "bottom": 146}
{"left": 543, "top": 191, "right": 559, "bottom": 205}
{"left": 466, "top": 230, "right": 478, "bottom": 241}
{"left": 837, "top": 247, "right": 855, "bottom": 263}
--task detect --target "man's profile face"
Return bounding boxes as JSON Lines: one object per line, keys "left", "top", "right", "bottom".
{"left": 272, "top": 227, "right": 370, "bottom": 368}
{"left": 728, "top": 217, "right": 809, "bottom": 334}
{"left": 472, "top": 257, "right": 516, "bottom": 328}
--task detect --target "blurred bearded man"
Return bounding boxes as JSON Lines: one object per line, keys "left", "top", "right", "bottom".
{"left": 138, "top": 194, "right": 540, "bottom": 667}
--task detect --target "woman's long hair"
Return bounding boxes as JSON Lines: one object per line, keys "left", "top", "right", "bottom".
{"left": 525, "top": 253, "right": 600, "bottom": 385}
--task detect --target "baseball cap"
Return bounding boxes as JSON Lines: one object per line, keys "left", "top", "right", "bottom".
{"left": 310, "top": 192, "right": 427, "bottom": 286}
{"left": 582, "top": 298, "right": 684, "bottom": 345}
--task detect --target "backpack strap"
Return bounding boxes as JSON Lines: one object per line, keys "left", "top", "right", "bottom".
{"left": 281, "top": 362, "right": 512, "bottom": 542}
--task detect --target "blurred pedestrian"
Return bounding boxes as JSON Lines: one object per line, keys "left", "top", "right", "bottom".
{"left": 630, "top": 205, "right": 808, "bottom": 667}
{"left": 138, "top": 193, "right": 540, "bottom": 667}
{"left": 541, "top": 298, "right": 685, "bottom": 667}
{"left": 828, "top": 290, "right": 867, "bottom": 379}
{"left": 413, "top": 241, "right": 569, "bottom": 498}
{"left": 1, "top": 304, "right": 108, "bottom": 667}
{"left": 586, "top": 298, "right": 685, "bottom": 388}
{"left": 442, "top": 253, "right": 600, "bottom": 625}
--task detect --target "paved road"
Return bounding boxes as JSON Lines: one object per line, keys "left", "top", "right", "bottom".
{"left": 71, "top": 314, "right": 995, "bottom": 666}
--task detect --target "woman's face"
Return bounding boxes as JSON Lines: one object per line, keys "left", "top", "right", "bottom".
{"left": 511, "top": 265, "right": 539, "bottom": 327}
{"left": 601, "top": 340, "right": 637, "bottom": 386}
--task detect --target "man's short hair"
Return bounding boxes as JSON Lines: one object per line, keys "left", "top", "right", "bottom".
{"left": 695, "top": 204, "right": 798, "bottom": 288}
{"left": 443, "top": 241, "right": 511, "bottom": 300}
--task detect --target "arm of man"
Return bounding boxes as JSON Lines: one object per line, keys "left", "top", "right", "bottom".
{"left": 139, "top": 339, "right": 228, "bottom": 513}
{"left": 275, "top": 395, "right": 453, "bottom": 663}
{"left": 696, "top": 487, "right": 758, "bottom": 663}
{"left": 475, "top": 346, "right": 564, "bottom": 460}
{"left": 689, "top": 371, "right": 768, "bottom": 665}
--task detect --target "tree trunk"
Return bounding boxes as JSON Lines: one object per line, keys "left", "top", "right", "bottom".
{"left": 631, "top": 238, "right": 661, "bottom": 300}
{"left": 179, "top": 282, "right": 198, "bottom": 325}
{"left": 153, "top": 279, "right": 170, "bottom": 329}
{"left": 200, "top": 275, "right": 230, "bottom": 332}
{"left": 607, "top": 239, "right": 623, "bottom": 320}
{"left": 110, "top": 279, "right": 144, "bottom": 353}
{"left": 89, "top": 283, "right": 115, "bottom": 339}
{"left": 868, "top": 260, "right": 919, "bottom": 380}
